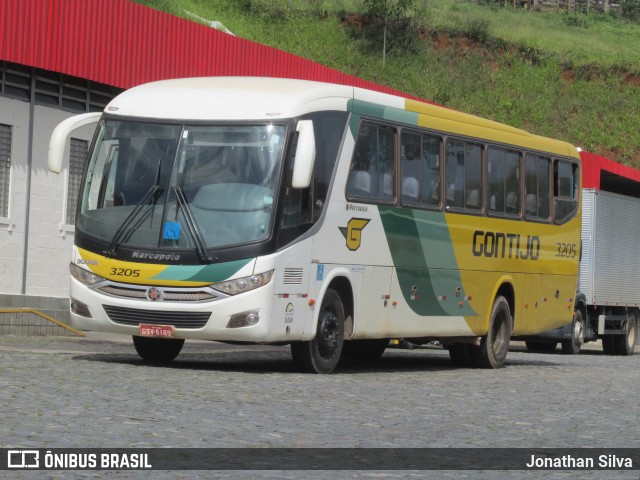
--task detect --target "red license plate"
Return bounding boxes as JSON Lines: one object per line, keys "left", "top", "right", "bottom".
{"left": 139, "top": 324, "right": 174, "bottom": 337}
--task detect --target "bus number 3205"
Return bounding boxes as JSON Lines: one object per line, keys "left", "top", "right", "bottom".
{"left": 556, "top": 243, "right": 577, "bottom": 258}
{"left": 110, "top": 267, "right": 141, "bottom": 277}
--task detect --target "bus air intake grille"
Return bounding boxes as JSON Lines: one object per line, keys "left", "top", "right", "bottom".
{"left": 283, "top": 268, "right": 304, "bottom": 285}
{"left": 103, "top": 305, "right": 211, "bottom": 329}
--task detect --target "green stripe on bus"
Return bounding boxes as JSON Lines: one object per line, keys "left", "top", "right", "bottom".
{"left": 348, "top": 99, "right": 419, "bottom": 127}
{"left": 151, "top": 258, "right": 254, "bottom": 283}
{"left": 379, "top": 206, "right": 477, "bottom": 317}
{"left": 383, "top": 108, "right": 419, "bottom": 126}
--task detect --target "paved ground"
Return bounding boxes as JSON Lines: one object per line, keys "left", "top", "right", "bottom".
{"left": 0, "top": 334, "right": 638, "bottom": 480}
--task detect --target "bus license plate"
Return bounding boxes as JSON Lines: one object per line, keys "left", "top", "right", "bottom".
{"left": 139, "top": 324, "right": 174, "bottom": 337}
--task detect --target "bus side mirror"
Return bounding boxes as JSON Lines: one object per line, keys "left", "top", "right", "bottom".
{"left": 48, "top": 112, "right": 102, "bottom": 173}
{"left": 291, "top": 120, "right": 316, "bottom": 189}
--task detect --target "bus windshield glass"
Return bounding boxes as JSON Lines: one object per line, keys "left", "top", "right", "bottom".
{"left": 78, "top": 120, "right": 287, "bottom": 252}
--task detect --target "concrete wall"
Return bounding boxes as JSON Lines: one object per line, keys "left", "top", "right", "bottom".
{"left": 0, "top": 96, "right": 29, "bottom": 294}
{"left": 0, "top": 96, "right": 95, "bottom": 299}
{"left": 26, "top": 105, "right": 95, "bottom": 297}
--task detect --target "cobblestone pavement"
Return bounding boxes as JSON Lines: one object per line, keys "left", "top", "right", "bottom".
{"left": 1, "top": 334, "right": 638, "bottom": 480}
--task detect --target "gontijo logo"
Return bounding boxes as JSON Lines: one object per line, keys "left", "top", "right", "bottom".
{"left": 339, "top": 218, "right": 370, "bottom": 251}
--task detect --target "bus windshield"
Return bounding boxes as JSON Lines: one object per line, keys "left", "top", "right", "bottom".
{"left": 78, "top": 119, "right": 287, "bottom": 254}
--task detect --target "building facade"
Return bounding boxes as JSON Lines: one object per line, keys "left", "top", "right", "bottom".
{"left": 0, "top": 61, "right": 119, "bottom": 297}
{"left": 0, "top": 0, "right": 420, "bottom": 311}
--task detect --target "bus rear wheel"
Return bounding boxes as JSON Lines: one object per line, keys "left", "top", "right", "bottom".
{"left": 132, "top": 336, "right": 184, "bottom": 363}
{"left": 472, "top": 295, "right": 512, "bottom": 369}
{"left": 291, "top": 288, "right": 344, "bottom": 374}
{"left": 448, "top": 343, "right": 474, "bottom": 368}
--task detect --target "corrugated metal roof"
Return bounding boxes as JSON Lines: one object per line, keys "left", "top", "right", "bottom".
{"left": 581, "top": 151, "right": 640, "bottom": 189}
{"left": 2, "top": 0, "right": 639, "bottom": 181}
{"left": 0, "top": 0, "right": 419, "bottom": 99}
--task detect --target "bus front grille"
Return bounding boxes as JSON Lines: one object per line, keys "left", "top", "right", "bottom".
{"left": 98, "top": 284, "right": 219, "bottom": 302}
{"left": 103, "top": 305, "right": 211, "bottom": 329}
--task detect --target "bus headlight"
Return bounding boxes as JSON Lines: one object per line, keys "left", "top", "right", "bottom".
{"left": 211, "top": 270, "right": 274, "bottom": 296}
{"left": 70, "top": 263, "right": 106, "bottom": 286}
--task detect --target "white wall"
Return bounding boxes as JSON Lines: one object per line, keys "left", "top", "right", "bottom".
{"left": 0, "top": 97, "right": 29, "bottom": 294}
{"left": 0, "top": 97, "right": 96, "bottom": 297}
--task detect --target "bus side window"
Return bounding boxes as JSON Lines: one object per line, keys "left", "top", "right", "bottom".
{"left": 554, "top": 159, "right": 579, "bottom": 224}
{"left": 422, "top": 135, "right": 441, "bottom": 207}
{"left": 446, "top": 140, "right": 464, "bottom": 208}
{"left": 347, "top": 122, "right": 396, "bottom": 203}
{"left": 488, "top": 147, "right": 521, "bottom": 216}
{"left": 280, "top": 134, "right": 310, "bottom": 230}
{"left": 465, "top": 144, "right": 482, "bottom": 210}
{"left": 400, "top": 131, "right": 421, "bottom": 204}
{"left": 277, "top": 110, "right": 349, "bottom": 248}
{"left": 446, "top": 139, "right": 482, "bottom": 211}
{"left": 400, "top": 131, "right": 441, "bottom": 208}
{"left": 525, "top": 153, "right": 551, "bottom": 222}
{"left": 505, "top": 151, "right": 521, "bottom": 215}
{"left": 488, "top": 147, "right": 506, "bottom": 214}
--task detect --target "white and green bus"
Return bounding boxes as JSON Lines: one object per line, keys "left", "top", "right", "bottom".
{"left": 49, "top": 77, "right": 581, "bottom": 373}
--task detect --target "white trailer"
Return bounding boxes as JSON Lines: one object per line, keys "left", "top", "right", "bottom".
{"left": 527, "top": 188, "right": 639, "bottom": 354}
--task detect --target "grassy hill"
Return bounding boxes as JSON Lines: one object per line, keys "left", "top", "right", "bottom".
{"left": 135, "top": 0, "right": 640, "bottom": 165}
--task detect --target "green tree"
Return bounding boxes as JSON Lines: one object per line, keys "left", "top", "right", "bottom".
{"left": 359, "top": 0, "right": 423, "bottom": 63}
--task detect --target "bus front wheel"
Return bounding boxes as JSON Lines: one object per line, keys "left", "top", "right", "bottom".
{"left": 472, "top": 295, "right": 512, "bottom": 369}
{"left": 132, "top": 336, "right": 184, "bottom": 363}
{"left": 291, "top": 288, "right": 345, "bottom": 374}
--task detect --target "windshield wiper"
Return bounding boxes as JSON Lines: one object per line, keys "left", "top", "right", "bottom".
{"left": 104, "top": 160, "right": 162, "bottom": 257}
{"left": 173, "top": 185, "right": 214, "bottom": 264}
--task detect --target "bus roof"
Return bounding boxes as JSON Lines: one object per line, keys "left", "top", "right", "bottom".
{"left": 104, "top": 77, "right": 354, "bottom": 121}
{"left": 104, "top": 76, "right": 578, "bottom": 158}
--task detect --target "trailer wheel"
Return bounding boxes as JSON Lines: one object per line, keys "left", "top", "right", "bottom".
{"left": 471, "top": 295, "right": 512, "bottom": 369}
{"left": 614, "top": 312, "right": 637, "bottom": 356}
{"left": 291, "top": 288, "right": 344, "bottom": 373}
{"left": 562, "top": 309, "right": 585, "bottom": 355}
{"left": 132, "top": 336, "right": 184, "bottom": 363}
{"left": 602, "top": 335, "right": 616, "bottom": 355}
{"left": 342, "top": 339, "right": 389, "bottom": 360}
{"left": 448, "top": 343, "right": 474, "bottom": 368}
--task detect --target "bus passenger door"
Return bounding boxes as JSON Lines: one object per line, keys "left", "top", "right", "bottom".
{"left": 356, "top": 266, "right": 392, "bottom": 338}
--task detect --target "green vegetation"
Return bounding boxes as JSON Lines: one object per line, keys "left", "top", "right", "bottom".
{"left": 133, "top": 0, "right": 640, "bottom": 165}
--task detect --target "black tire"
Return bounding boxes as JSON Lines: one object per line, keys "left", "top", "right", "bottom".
{"left": 132, "top": 336, "right": 184, "bottom": 363}
{"left": 291, "top": 288, "right": 344, "bottom": 373}
{"left": 448, "top": 343, "right": 474, "bottom": 368}
{"left": 472, "top": 295, "right": 512, "bottom": 369}
{"left": 525, "top": 341, "right": 558, "bottom": 353}
{"left": 602, "top": 335, "right": 617, "bottom": 355}
{"left": 342, "top": 338, "right": 389, "bottom": 361}
{"left": 561, "top": 309, "right": 585, "bottom": 355}
{"left": 613, "top": 312, "right": 637, "bottom": 356}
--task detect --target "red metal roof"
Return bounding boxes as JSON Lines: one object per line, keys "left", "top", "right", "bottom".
{"left": 581, "top": 151, "right": 640, "bottom": 189}
{"left": 0, "top": 0, "right": 420, "bottom": 99}
{"left": 3, "top": 0, "right": 639, "bottom": 183}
